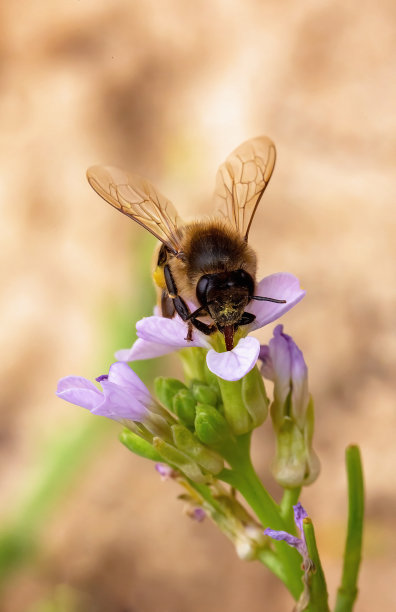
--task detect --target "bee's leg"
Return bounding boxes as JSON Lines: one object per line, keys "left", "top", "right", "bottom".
{"left": 163, "top": 264, "right": 216, "bottom": 339}
{"left": 161, "top": 290, "right": 176, "bottom": 319}
{"left": 163, "top": 264, "right": 193, "bottom": 341}
{"left": 189, "top": 318, "right": 217, "bottom": 336}
{"left": 238, "top": 312, "right": 256, "bottom": 327}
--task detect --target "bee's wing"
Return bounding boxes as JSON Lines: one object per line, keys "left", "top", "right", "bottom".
{"left": 213, "top": 136, "right": 276, "bottom": 241}
{"left": 87, "top": 165, "right": 183, "bottom": 255}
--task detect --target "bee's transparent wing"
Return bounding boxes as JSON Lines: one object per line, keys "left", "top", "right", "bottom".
{"left": 87, "top": 165, "right": 183, "bottom": 255}
{"left": 213, "top": 136, "right": 276, "bottom": 240}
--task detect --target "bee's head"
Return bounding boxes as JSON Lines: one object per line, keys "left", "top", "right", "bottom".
{"left": 196, "top": 269, "right": 254, "bottom": 327}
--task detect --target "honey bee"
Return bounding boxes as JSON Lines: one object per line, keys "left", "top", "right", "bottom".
{"left": 87, "top": 136, "right": 285, "bottom": 351}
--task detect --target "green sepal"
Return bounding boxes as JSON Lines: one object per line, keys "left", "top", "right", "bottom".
{"left": 154, "top": 377, "right": 187, "bottom": 411}
{"left": 272, "top": 417, "right": 306, "bottom": 488}
{"left": 241, "top": 366, "right": 269, "bottom": 427}
{"left": 120, "top": 429, "right": 162, "bottom": 461}
{"left": 171, "top": 424, "right": 224, "bottom": 474}
{"left": 172, "top": 388, "right": 197, "bottom": 426}
{"left": 194, "top": 404, "right": 232, "bottom": 446}
{"left": 153, "top": 437, "right": 208, "bottom": 483}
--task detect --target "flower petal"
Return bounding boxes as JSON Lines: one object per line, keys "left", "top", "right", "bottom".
{"left": 115, "top": 338, "right": 177, "bottom": 362}
{"left": 108, "top": 362, "right": 151, "bottom": 404}
{"left": 247, "top": 273, "right": 305, "bottom": 331}
{"left": 94, "top": 380, "right": 150, "bottom": 421}
{"left": 56, "top": 376, "right": 102, "bottom": 410}
{"left": 293, "top": 502, "right": 308, "bottom": 535}
{"left": 269, "top": 325, "right": 292, "bottom": 408}
{"left": 137, "top": 315, "right": 209, "bottom": 348}
{"left": 206, "top": 337, "right": 260, "bottom": 381}
{"left": 264, "top": 528, "right": 303, "bottom": 549}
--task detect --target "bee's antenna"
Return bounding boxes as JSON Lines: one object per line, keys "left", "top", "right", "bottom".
{"left": 251, "top": 296, "right": 286, "bottom": 304}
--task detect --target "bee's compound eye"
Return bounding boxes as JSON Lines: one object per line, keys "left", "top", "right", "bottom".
{"left": 196, "top": 275, "right": 210, "bottom": 306}
{"left": 234, "top": 269, "right": 255, "bottom": 295}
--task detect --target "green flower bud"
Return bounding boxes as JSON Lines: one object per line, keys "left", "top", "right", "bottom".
{"left": 120, "top": 428, "right": 162, "bottom": 462}
{"left": 271, "top": 410, "right": 320, "bottom": 488}
{"left": 241, "top": 366, "right": 269, "bottom": 427}
{"left": 172, "top": 389, "right": 196, "bottom": 426}
{"left": 217, "top": 378, "right": 252, "bottom": 435}
{"left": 271, "top": 416, "right": 306, "bottom": 487}
{"left": 191, "top": 381, "right": 219, "bottom": 407}
{"left": 194, "top": 404, "right": 232, "bottom": 446}
{"left": 171, "top": 424, "right": 224, "bottom": 474}
{"left": 154, "top": 377, "right": 187, "bottom": 411}
{"left": 152, "top": 437, "right": 208, "bottom": 483}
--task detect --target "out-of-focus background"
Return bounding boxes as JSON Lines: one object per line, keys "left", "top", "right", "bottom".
{"left": 0, "top": 1, "right": 395, "bottom": 610}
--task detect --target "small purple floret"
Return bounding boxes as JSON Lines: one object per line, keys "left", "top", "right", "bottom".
{"left": 191, "top": 507, "right": 206, "bottom": 522}
{"left": 264, "top": 502, "right": 309, "bottom": 560}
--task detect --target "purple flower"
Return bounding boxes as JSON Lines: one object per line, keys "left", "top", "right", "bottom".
{"left": 264, "top": 502, "right": 309, "bottom": 560}
{"left": 57, "top": 362, "right": 171, "bottom": 438}
{"left": 260, "top": 326, "right": 320, "bottom": 487}
{"left": 116, "top": 273, "right": 305, "bottom": 382}
{"left": 260, "top": 324, "right": 309, "bottom": 428}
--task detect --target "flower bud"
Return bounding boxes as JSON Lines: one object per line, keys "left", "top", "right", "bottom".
{"left": 241, "top": 366, "right": 269, "bottom": 427}
{"left": 120, "top": 428, "right": 162, "bottom": 461}
{"left": 194, "top": 404, "right": 232, "bottom": 446}
{"left": 172, "top": 388, "right": 196, "bottom": 426}
{"left": 171, "top": 424, "right": 224, "bottom": 474}
{"left": 154, "top": 377, "right": 187, "bottom": 411}
{"left": 261, "top": 325, "right": 320, "bottom": 487}
{"left": 152, "top": 437, "right": 208, "bottom": 483}
{"left": 217, "top": 378, "right": 252, "bottom": 435}
{"left": 191, "top": 382, "right": 219, "bottom": 407}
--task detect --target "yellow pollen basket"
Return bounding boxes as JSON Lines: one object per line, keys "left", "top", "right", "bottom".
{"left": 152, "top": 265, "right": 167, "bottom": 289}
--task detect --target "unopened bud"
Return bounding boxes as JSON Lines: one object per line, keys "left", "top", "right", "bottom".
{"left": 271, "top": 414, "right": 320, "bottom": 487}
{"left": 217, "top": 378, "right": 252, "bottom": 435}
{"left": 241, "top": 366, "right": 269, "bottom": 427}
{"left": 153, "top": 437, "right": 208, "bottom": 483}
{"left": 191, "top": 382, "right": 219, "bottom": 407}
{"left": 235, "top": 525, "right": 267, "bottom": 561}
{"left": 194, "top": 404, "right": 232, "bottom": 447}
{"left": 171, "top": 424, "right": 224, "bottom": 475}
{"left": 154, "top": 377, "right": 187, "bottom": 411}
{"left": 120, "top": 429, "right": 162, "bottom": 461}
{"left": 172, "top": 389, "right": 196, "bottom": 426}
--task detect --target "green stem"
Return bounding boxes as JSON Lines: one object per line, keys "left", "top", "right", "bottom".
{"left": 303, "top": 519, "right": 330, "bottom": 612}
{"left": 219, "top": 434, "right": 303, "bottom": 599}
{"left": 280, "top": 487, "right": 302, "bottom": 532}
{"left": 334, "top": 445, "right": 364, "bottom": 612}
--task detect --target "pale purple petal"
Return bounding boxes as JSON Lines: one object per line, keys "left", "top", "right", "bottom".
{"left": 115, "top": 337, "right": 177, "bottom": 362}
{"left": 108, "top": 362, "right": 151, "bottom": 404}
{"left": 293, "top": 502, "right": 308, "bottom": 535}
{"left": 56, "top": 376, "right": 102, "bottom": 410}
{"left": 258, "top": 344, "right": 274, "bottom": 378}
{"left": 96, "top": 379, "right": 150, "bottom": 421}
{"left": 269, "top": 325, "right": 291, "bottom": 407}
{"left": 206, "top": 337, "right": 260, "bottom": 381}
{"left": 247, "top": 273, "right": 305, "bottom": 331}
{"left": 57, "top": 367, "right": 151, "bottom": 423}
{"left": 289, "top": 341, "right": 309, "bottom": 424}
{"left": 137, "top": 315, "right": 209, "bottom": 349}
{"left": 264, "top": 528, "right": 302, "bottom": 549}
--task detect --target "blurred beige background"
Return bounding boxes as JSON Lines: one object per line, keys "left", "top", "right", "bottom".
{"left": 0, "top": 1, "right": 395, "bottom": 611}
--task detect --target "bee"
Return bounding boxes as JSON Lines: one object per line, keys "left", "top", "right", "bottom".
{"left": 87, "top": 136, "right": 286, "bottom": 351}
